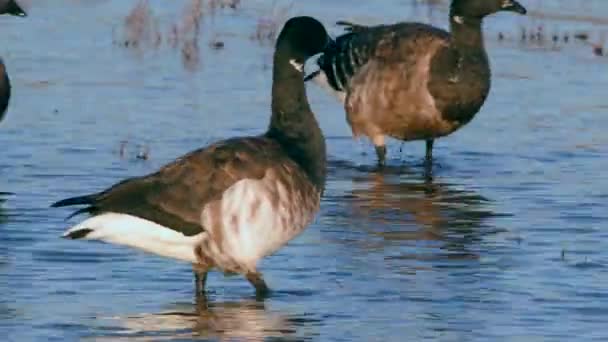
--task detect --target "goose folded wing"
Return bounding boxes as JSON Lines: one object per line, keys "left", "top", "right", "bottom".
{"left": 53, "top": 137, "right": 278, "bottom": 236}
{"left": 333, "top": 22, "right": 450, "bottom": 64}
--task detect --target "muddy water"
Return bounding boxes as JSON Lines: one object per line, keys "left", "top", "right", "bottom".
{"left": 1, "top": 0, "right": 607, "bottom": 340}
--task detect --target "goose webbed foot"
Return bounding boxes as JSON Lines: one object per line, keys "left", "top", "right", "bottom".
{"left": 193, "top": 264, "right": 209, "bottom": 295}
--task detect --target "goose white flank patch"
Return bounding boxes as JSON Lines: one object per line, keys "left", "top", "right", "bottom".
{"left": 52, "top": 16, "right": 331, "bottom": 296}
{"left": 63, "top": 213, "right": 200, "bottom": 263}
{"left": 306, "top": 0, "right": 527, "bottom": 166}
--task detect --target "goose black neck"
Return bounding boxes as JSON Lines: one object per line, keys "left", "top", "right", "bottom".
{"left": 266, "top": 43, "right": 326, "bottom": 191}
{"left": 271, "top": 45, "right": 310, "bottom": 120}
{"left": 450, "top": 15, "right": 485, "bottom": 51}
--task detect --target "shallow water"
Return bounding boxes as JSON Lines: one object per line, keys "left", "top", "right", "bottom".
{"left": 1, "top": 0, "right": 608, "bottom": 340}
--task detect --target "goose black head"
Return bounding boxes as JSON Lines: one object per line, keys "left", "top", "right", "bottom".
{"left": 2, "top": 0, "right": 27, "bottom": 17}
{"left": 451, "top": 0, "right": 527, "bottom": 20}
{"left": 276, "top": 16, "right": 330, "bottom": 63}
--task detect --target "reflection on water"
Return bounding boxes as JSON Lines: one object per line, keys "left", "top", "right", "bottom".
{"left": 0, "top": 193, "right": 8, "bottom": 225}
{"left": 0, "top": 193, "right": 14, "bottom": 325}
{"left": 326, "top": 160, "right": 501, "bottom": 261}
{"left": 94, "top": 298, "right": 318, "bottom": 341}
{"left": 352, "top": 172, "right": 493, "bottom": 236}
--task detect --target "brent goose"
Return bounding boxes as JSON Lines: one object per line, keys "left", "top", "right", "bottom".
{"left": 51, "top": 16, "right": 330, "bottom": 296}
{"left": 0, "top": 58, "right": 10, "bottom": 123}
{"left": 0, "top": 0, "right": 26, "bottom": 16}
{"left": 306, "top": 0, "right": 527, "bottom": 166}
{"left": 0, "top": 0, "right": 26, "bottom": 123}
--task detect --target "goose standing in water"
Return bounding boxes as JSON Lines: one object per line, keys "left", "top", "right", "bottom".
{"left": 0, "top": 0, "right": 26, "bottom": 16}
{"left": 0, "top": 0, "right": 27, "bottom": 123}
{"left": 52, "top": 16, "right": 330, "bottom": 296}
{"left": 306, "top": 0, "right": 526, "bottom": 166}
{"left": 0, "top": 58, "right": 11, "bottom": 123}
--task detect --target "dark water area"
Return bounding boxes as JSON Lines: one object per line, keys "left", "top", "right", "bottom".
{"left": 1, "top": 0, "right": 607, "bottom": 340}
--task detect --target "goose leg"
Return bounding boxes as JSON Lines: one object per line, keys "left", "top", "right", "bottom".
{"left": 193, "top": 264, "right": 209, "bottom": 295}
{"left": 246, "top": 271, "right": 270, "bottom": 297}
{"left": 375, "top": 146, "right": 387, "bottom": 167}
{"left": 372, "top": 134, "right": 386, "bottom": 167}
{"left": 423, "top": 139, "right": 435, "bottom": 180}
{"left": 425, "top": 139, "right": 434, "bottom": 161}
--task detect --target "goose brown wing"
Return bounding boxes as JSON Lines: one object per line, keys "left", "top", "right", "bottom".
{"left": 316, "top": 21, "right": 450, "bottom": 91}
{"left": 52, "top": 137, "right": 283, "bottom": 236}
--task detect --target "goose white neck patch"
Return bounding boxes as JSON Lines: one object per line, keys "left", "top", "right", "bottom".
{"left": 289, "top": 59, "right": 304, "bottom": 73}
{"left": 452, "top": 15, "right": 464, "bottom": 25}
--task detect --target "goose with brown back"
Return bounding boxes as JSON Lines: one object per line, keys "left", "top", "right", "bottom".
{"left": 306, "top": 0, "right": 526, "bottom": 166}
{"left": 51, "top": 16, "right": 330, "bottom": 296}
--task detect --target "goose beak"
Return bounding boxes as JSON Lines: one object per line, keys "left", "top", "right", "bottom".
{"left": 501, "top": 0, "right": 527, "bottom": 15}
{"left": 303, "top": 69, "right": 321, "bottom": 82}
{"left": 324, "top": 34, "right": 334, "bottom": 50}
{"left": 303, "top": 36, "right": 332, "bottom": 82}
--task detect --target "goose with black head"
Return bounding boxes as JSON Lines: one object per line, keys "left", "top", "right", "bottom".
{"left": 51, "top": 16, "right": 330, "bottom": 296}
{"left": 306, "top": 0, "right": 526, "bottom": 167}
{"left": 0, "top": 0, "right": 26, "bottom": 16}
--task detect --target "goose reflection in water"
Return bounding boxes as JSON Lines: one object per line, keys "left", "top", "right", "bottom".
{"left": 0, "top": 192, "right": 10, "bottom": 225}
{"left": 326, "top": 161, "right": 500, "bottom": 262}
{"left": 93, "top": 298, "right": 318, "bottom": 341}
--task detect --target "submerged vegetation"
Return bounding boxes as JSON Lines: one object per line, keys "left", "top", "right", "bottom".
{"left": 113, "top": 0, "right": 608, "bottom": 75}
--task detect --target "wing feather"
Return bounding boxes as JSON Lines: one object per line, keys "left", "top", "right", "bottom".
{"left": 52, "top": 137, "right": 285, "bottom": 236}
